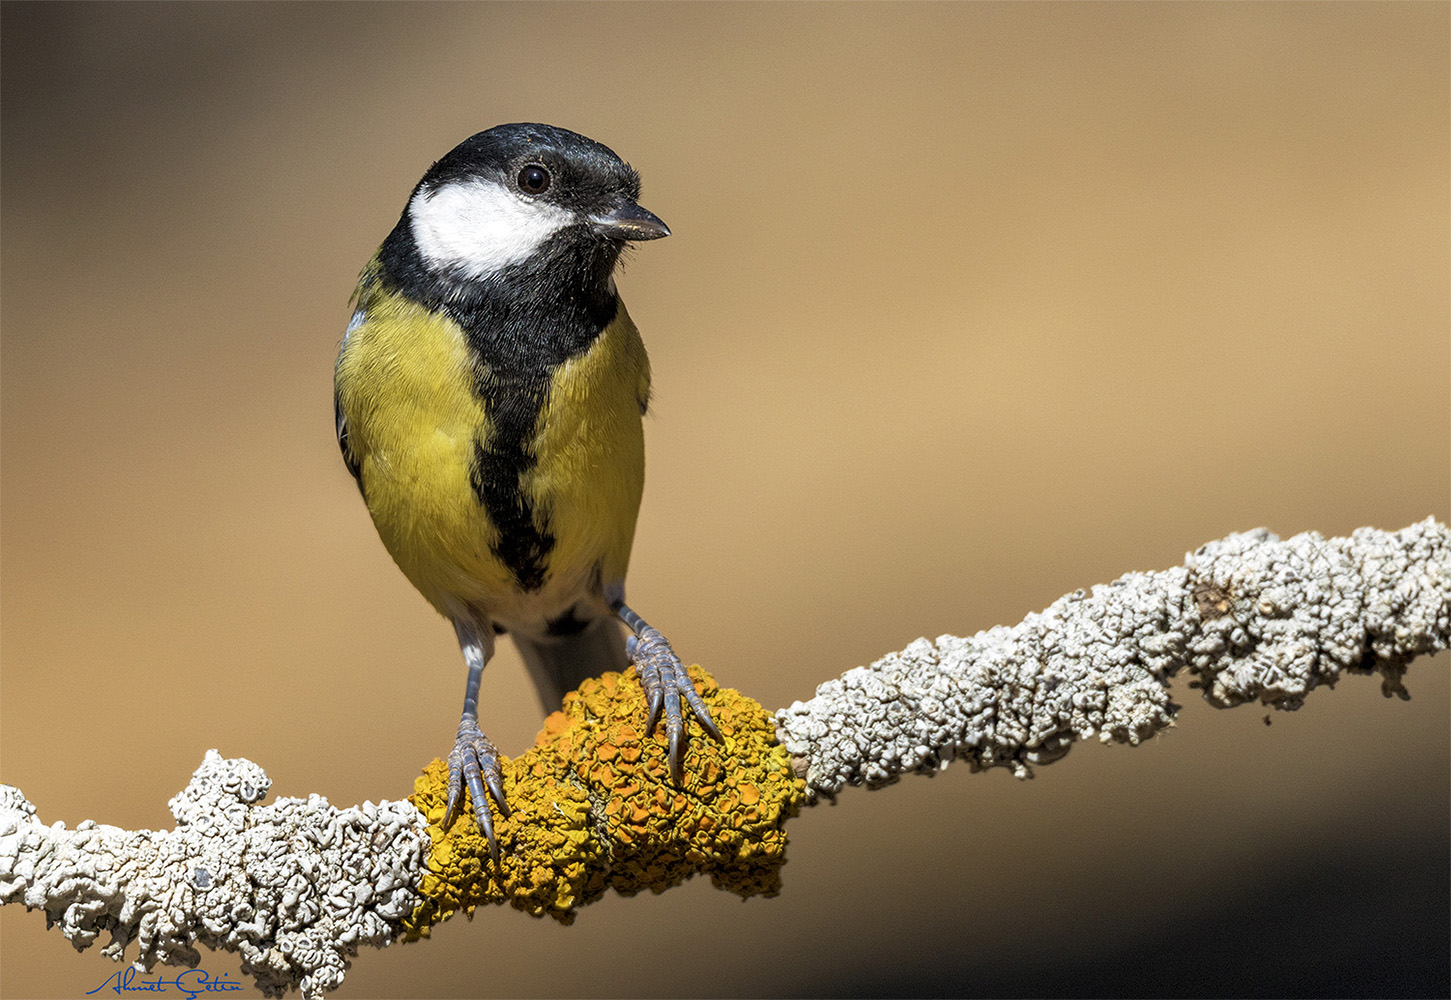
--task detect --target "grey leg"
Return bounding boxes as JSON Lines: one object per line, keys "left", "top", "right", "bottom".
{"left": 613, "top": 599, "right": 723, "bottom": 783}
{"left": 443, "top": 618, "right": 510, "bottom": 865}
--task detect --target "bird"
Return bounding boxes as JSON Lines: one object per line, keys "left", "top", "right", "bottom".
{"left": 333, "top": 123, "right": 721, "bottom": 862}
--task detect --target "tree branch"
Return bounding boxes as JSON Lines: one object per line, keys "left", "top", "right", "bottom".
{"left": 776, "top": 519, "right": 1449, "bottom": 796}
{"left": 2, "top": 520, "right": 1446, "bottom": 998}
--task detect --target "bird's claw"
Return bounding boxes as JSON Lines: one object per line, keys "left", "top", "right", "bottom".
{"left": 626, "top": 627, "right": 724, "bottom": 783}
{"left": 444, "top": 716, "right": 509, "bottom": 866}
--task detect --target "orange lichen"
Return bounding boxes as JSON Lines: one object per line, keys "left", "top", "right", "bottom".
{"left": 403, "top": 665, "right": 805, "bottom": 935}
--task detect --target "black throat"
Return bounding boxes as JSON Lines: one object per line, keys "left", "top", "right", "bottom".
{"left": 377, "top": 223, "right": 623, "bottom": 593}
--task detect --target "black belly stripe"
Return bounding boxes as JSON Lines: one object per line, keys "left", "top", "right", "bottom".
{"left": 544, "top": 605, "right": 592, "bottom": 636}
{"left": 376, "top": 220, "right": 626, "bottom": 592}
{"left": 469, "top": 371, "right": 554, "bottom": 592}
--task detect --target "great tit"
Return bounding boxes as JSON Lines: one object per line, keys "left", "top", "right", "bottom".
{"left": 333, "top": 123, "right": 721, "bottom": 862}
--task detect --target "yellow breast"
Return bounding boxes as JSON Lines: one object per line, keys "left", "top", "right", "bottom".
{"left": 529, "top": 300, "right": 651, "bottom": 606}
{"left": 334, "top": 284, "right": 651, "bottom": 625}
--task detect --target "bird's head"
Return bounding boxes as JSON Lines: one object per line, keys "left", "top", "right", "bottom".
{"left": 396, "top": 123, "right": 668, "bottom": 292}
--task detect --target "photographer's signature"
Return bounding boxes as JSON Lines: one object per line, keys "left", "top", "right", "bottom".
{"left": 87, "top": 967, "right": 241, "bottom": 998}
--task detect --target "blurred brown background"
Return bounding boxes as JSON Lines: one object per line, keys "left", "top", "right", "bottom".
{"left": 2, "top": 3, "right": 1447, "bottom": 998}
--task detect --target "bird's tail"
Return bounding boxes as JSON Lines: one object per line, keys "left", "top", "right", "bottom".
{"left": 512, "top": 615, "right": 630, "bottom": 712}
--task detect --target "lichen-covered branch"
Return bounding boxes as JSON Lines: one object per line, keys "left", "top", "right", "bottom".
{"left": 2, "top": 520, "right": 1446, "bottom": 998}
{"left": 0, "top": 672, "right": 800, "bottom": 999}
{"left": 402, "top": 669, "right": 799, "bottom": 933}
{"left": 775, "top": 519, "right": 1450, "bottom": 797}
{"left": 0, "top": 753, "right": 429, "bottom": 998}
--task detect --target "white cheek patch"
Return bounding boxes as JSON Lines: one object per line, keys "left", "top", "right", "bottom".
{"left": 409, "top": 178, "right": 575, "bottom": 279}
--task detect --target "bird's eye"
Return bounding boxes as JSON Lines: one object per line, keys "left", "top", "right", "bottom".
{"left": 517, "top": 164, "right": 551, "bottom": 195}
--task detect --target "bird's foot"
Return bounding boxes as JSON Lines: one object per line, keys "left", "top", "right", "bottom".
{"left": 626, "top": 625, "right": 724, "bottom": 782}
{"left": 444, "top": 716, "right": 510, "bottom": 865}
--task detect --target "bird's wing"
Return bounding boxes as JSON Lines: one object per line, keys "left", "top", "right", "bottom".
{"left": 334, "top": 390, "right": 364, "bottom": 492}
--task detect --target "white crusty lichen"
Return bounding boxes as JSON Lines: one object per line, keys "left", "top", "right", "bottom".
{"left": 0, "top": 750, "right": 430, "bottom": 998}
{"left": 775, "top": 519, "right": 1451, "bottom": 797}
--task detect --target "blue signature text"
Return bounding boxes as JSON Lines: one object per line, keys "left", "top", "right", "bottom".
{"left": 87, "top": 966, "right": 242, "bottom": 998}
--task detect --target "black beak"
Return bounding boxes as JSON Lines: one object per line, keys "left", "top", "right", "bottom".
{"left": 589, "top": 201, "right": 671, "bottom": 241}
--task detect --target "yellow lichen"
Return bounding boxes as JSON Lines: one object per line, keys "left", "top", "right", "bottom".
{"left": 403, "top": 665, "right": 805, "bottom": 935}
